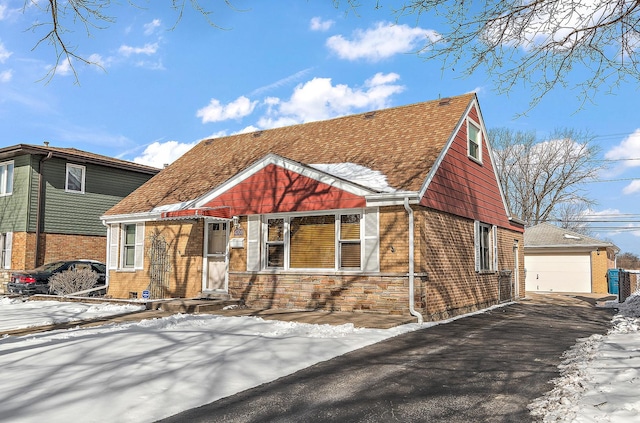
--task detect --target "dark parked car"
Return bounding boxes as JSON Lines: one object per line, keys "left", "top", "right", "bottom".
{"left": 7, "top": 260, "right": 106, "bottom": 296}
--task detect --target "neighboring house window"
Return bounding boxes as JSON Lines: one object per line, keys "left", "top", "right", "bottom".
{"left": 66, "top": 163, "right": 86, "bottom": 193}
{"left": 261, "top": 211, "right": 366, "bottom": 271}
{"left": 467, "top": 120, "right": 482, "bottom": 162}
{"left": 0, "top": 161, "right": 14, "bottom": 196}
{"left": 1, "top": 232, "right": 12, "bottom": 269}
{"left": 474, "top": 221, "right": 497, "bottom": 272}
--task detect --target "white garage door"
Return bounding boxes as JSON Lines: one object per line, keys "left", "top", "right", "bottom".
{"left": 525, "top": 254, "right": 592, "bottom": 293}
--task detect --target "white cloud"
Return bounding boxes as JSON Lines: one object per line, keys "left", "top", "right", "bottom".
{"left": 119, "top": 43, "right": 159, "bottom": 57}
{"left": 144, "top": 19, "right": 162, "bottom": 36}
{"left": 310, "top": 17, "right": 334, "bottom": 32}
{"left": 0, "top": 69, "right": 12, "bottom": 82}
{"left": 197, "top": 96, "right": 257, "bottom": 123}
{"left": 256, "top": 72, "right": 404, "bottom": 128}
{"left": 0, "top": 41, "right": 12, "bottom": 63}
{"left": 623, "top": 180, "right": 640, "bottom": 195}
{"left": 605, "top": 129, "right": 640, "bottom": 170}
{"left": 326, "top": 22, "right": 440, "bottom": 62}
{"left": 133, "top": 140, "right": 197, "bottom": 167}
{"left": 56, "top": 58, "right": 73, "bottom": 76}
{"left": 0, "top": 4, "right": 5, "bottom": 20}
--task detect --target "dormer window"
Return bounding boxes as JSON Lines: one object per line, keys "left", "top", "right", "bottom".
{"left": 66, "top": 163, "right": 86, "bottom": 193}
{"left": 467, "top": 120, "right": 482, "bottom": 163}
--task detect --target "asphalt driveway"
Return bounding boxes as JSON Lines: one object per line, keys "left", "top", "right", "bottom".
{"left": 159, "top": 295, "right": 615, "bottom": 423}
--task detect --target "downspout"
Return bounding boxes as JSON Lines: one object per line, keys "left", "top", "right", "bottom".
{"left": 404, "top": 197, "right": 424, "bottom": 324}
{"left": 101, "top": 219, "right": 110, "bottom": 292}
{"left": 35, "top": 152, "right": 53, "bottom": 268}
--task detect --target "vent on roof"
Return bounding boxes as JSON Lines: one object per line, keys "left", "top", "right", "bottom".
{"left": 438, "top": 98, "right": 451, "bottom": 106}
{"left": 563, "top": 234, "right": 581, "bottom": 240}
{"left": 253, "top": 131, "right": 264, "bottom": 137}
{"left": 364, "top": 111, "right": 376, "bottom": 119}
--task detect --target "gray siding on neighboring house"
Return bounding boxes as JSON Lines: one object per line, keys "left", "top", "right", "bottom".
{"left": 37, "top": 157, "right": 155, "bottom": 236}
{"left": 0, "top": 154, "right": 33, "bottom": 233}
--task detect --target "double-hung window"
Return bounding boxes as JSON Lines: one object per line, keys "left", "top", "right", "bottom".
{"left": 66, "top": 163, "right": 85, "bottom": 193}
{"left": 474, "top": 221, "right": 497, "bottom": 272}
{"left": 262, "top": 212, "right": 365, "bottom": 271}
{"left": 339, "top": 214, "right": 361, "bottom": 269}
{"left": 1, "top": 232, "right": 12, "bottom": 269}
{"left": 108, "top": 223, "right": 144, "bottom": 270}
{"left": 266, "top": 218, "right": 285, "bottom": 268}
{"left": 0, "top": 161, "right": 14, "bottom": 196}
{"left": 467, "top": 120, "right": 482, "bottom": 162}
{"left": 122, "top": 224, "right": 137, "bottom": 268}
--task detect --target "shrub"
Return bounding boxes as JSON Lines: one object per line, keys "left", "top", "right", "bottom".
{"left": 49, "top": 268, "right": 99, "bottom": 296}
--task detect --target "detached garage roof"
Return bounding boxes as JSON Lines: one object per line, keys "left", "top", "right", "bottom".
{"left": 525, "top": 223, "right": 619, "bottom": 251}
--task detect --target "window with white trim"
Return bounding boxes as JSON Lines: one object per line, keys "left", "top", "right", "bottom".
{"left": 261, "top": 212, "right": 366, "bottom": 271}
{"left": 0, "top": 161, "right": 14, "bottom": 196}
{"left": 474, "top": 221, "right": 497, "bottom": 272}
{"left": 66, "top": 163, "right": 85, "bottom": 193}
{"left": 467, "top": 120, "right": 482, "bottom": 162}
{"left": 339, "top": 214, "right": 361, "bottom": 269}
{"left": 110, "top": 223, "right": 145, "bottom": 270}
{"left": 1, "top": 232, "right": 12, "bottom": 269}
{"left": 122, "top": 224, "right": 137, "bottom": 268}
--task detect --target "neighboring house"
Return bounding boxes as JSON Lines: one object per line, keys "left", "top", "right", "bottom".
{"left": 0, "top": 144, "right": 160, "bottom": 287}
{"left": 102, "top": 94, "right": 525, "bottom": 320}
{"left": 524, "top": 222, "right": 619, "bottom": 293}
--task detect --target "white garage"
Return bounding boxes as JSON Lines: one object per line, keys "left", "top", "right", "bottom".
{"left": 525, "top": 253, "right": 591, "bottom": 293}
{"left": 524, "top": 223, "right": 619, "bottom": 294}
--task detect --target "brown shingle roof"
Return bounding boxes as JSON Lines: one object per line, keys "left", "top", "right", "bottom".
{"left": 105, "top": 93, "right": 475, "bottom": 216}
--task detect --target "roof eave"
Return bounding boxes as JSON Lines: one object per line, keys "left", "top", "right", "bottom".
{"left": 366, "top": 192, "right": 420, "bottom": 207}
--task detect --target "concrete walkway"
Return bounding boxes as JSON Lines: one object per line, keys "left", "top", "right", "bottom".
{"left": 2, "top": 292, "right": 616, "bottom": 337}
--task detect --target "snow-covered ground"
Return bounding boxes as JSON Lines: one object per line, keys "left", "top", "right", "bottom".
{"left": 0, "top": 297, "right": 145, "bottom": 332}
{"left": 529, "top": 294, "right": 640, "bottom": 422}
{"left": 0, "top": 295, "right": 638, "bottom": 422}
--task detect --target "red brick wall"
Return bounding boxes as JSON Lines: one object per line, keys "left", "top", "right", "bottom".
{"left": 7, "top": 232, "right": 105, "bottom": 271}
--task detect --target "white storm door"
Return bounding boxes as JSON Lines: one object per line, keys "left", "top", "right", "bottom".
{"left": 204, "top": 222, "right": 228, "bottom": 291}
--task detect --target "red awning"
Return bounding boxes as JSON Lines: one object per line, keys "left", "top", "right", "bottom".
{"left": 160, "top": 207, "right": 231, "bottom": 220}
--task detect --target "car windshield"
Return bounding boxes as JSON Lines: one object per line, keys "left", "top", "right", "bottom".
{"left": 35, "top": 262, "right": 67, "bottom": 272}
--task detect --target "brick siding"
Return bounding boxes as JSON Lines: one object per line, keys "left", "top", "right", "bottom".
{"left": 106, "top": 206, "right": 524, "bottom": 321}
{"left": 107, "top": 221, "right": 204, "bottom": 299}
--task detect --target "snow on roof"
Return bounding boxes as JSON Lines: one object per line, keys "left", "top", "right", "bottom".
{"left": 310, "top": 163, "right": 397, "bottom": 193}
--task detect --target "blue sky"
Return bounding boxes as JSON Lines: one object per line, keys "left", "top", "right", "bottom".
{"left": 0, "top": 1, "right": 638, "bottom": 256}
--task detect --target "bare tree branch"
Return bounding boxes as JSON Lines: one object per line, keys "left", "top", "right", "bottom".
{"left": 23, "top": 0, "right": 242, "bottom": 83}
{"left": 340, "top": 1, "right": 640, "bottom": 110}
{"left": 489, "top": 127, "right": 605, "bottom": 228}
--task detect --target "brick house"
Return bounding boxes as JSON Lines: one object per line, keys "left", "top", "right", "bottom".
{"left": 0, "top": 144, "right": 159, "bottom": 289}
{"left": 102, "top": 93, "right": 525, "bottom": 321}
{"left": 524, "top": 222, "right": 619, "bottom": 294}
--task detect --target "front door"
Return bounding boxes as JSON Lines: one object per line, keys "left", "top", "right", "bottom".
{"left": 205, "top": 222, "right": 228, "bottom": 291}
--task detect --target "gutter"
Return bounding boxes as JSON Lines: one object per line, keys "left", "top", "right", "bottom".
{"left": 35, "top": 152, "right": 53, "bottom": 267}
{"left": 404, "top": 197, "right": 424, "bottom": 324}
